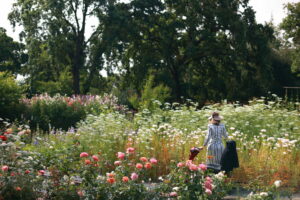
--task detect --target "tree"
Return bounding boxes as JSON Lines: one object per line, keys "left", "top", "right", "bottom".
{"left": 107, "top": 0, "right": 275, "bottom": 102}
{"left": 9, "top": 0, "right": 110, "bottom": 94}
{"left": 0, "top": 27, "right": 27, "bottom": 74}
{"left": 280, "top": 2, "right": 300, "bottom": 77}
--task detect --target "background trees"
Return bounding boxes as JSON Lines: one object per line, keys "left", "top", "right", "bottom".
{"left": 1, "top": 0, "right": 299, "bottom": 105}
{"left": 280, "top": 2, "right": 300, "bottom": 78}
{"left": 0, "top": 28, "right": 27, "bottom": 74}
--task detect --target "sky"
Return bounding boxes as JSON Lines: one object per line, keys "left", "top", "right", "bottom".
{"left": 0, "top": 0, "right": 299, "bottom": 42}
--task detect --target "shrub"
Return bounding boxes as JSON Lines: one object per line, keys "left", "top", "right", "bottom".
{"left": 129, "top": 75, "right": 170, "bottom": 110}
{"left": 0, "top": 72, "right": 24, "bottom": 120}
{"left": 21, "top": 94, "right": 125, "bottom": 131}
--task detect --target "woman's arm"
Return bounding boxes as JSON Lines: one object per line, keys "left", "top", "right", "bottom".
{"left": 223, "top": 125, "right": 228, "bottom": 139}
{"left": 203, "top": 126, "right": 212, "bottom": 147}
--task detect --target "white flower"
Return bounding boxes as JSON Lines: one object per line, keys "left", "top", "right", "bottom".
{"left": 173, "top": 187, "right": 180, "bottom": 191}
{"left": 63, "top": 175, "right": 69, "bottom": 181}
{"left": 274, "top": 180, "right": 282, "bottom": 188}
{"left": 260, "top": 192, "right": 268, "bottom": 197}
{"left": 215, "top": 171, "right": 225, "bottom": 180}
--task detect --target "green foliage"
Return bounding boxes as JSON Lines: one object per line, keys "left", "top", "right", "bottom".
{"left": 129, "top": 75, "right": 170, "bottom": 110}
{"left": 0, "top": 28, "right": 27, "bottom": 74}
{"left": 280, "top": 2, "right": 300, "bottom": 77}
{"left": 21, "top": 94, "right": 123, "bottom": 131}
{"left": 24, "top": 97, "right": 86, "bottom": 131}
{"left": 0, "top": 72, "right": 25, "bottom": 120}
{"left": 32, "top": 70, "right": 73, "bottom": 96}
{"left": 9, "top": 0, "right": 109, "bottom": 94}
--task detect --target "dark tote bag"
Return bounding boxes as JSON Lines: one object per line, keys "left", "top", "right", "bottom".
{"left": 220, "top": 140, "right": 239, "bottom": 173}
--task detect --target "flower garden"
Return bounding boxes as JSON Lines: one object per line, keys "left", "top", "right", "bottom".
{"left": 0, "top": 95, "right": 299, "bottom": 199}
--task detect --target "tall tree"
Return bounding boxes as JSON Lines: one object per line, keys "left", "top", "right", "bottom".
{"left": 280, "top": 2, "right": 300, "bottom": 77}
{"left": 9, "top": 0, "right": 110, "bottom": 94}
{"left": 107, "top": 0, "right": 275, "bottom": 102}
{"left": 0, "top": 27, "right": 27, "bottom": 74}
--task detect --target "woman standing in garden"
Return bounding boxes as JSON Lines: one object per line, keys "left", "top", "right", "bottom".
{"left": 200, "top": 112, "right": 228, "bottom": 172}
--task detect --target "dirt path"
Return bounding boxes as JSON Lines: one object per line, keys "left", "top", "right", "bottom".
{"left": 223, "top": 188, "right": 300, "bottom": 200}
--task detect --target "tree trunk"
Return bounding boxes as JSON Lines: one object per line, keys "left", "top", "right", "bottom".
{"left": 173, "top": 69, "right": 182, "bottom": 101}
{"left": 72, "top": 61, "right": 81, "bottom": 94}
{"left": 72, "top": 36, "right": 84, "bottom": 94}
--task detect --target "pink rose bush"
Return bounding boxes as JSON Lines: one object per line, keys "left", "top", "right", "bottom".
{"left": 0, "top": 123, "right": 228, "bottom": 200}
{"left": 160, "top": 161, "right": 228, "bottom": 199}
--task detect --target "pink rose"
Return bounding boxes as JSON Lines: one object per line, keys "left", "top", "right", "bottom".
{"left": 2, "top": 165, "right": 8, "bottom": 172}
{"left": 144, "top": 162, "right": 152, "bottom": 169}
{"left": 186, "top": 160, "right": 193, "bottom": 166}
{"left": 204, "top": 181, "right": 213, "bottom": 190}
{"left": 131, "top": 172, "right": 138, "bottom": 180}
{"left": 85, "top": 159, "right": 91, "bottom": 165}
{"left": 170, "top": 192, "right": 178, "bottom": 197}
{"left": 122, "top": 176, "right": 129, "bottom": 182}
{"left": 126, "top": 147, "right": 135, "bottom": 154}
{"left": 77, "top": 190, "right": 84, "bottom": 197}
{"left": 198, "top": 163, "right": 207, "bottom": 171}
{"left": 140, "top": 157, "right": 148, "bottom": 162}
{"left": 136, "top": 163, "right": 143, "bottom": 169}
{"left": 205, "top": 176, "right": 213, "bottom": 183}
{"left": 38, "top": 170, "right": 45, "bottom": 176}
{"left": 149, "top": 158, "right": 158, "bottom": 164}
{"left": 205, "top": 189, "right": 212, "bottom": 195}
{"left": 189, "top": 164, "right": 198, "bottom": 171}
{"left": 117, "top": 152, "right": 125, "bottom": 160}
{"left": 92, "top": 155, "right": 99, "bottom": 162}
{"left": 80, "top": 152, "right": 89, "bottom": 157}
{"left": 177, "top": 162, "right": 185, "bottom": 168}
{"left": 114, "top": 161, "right": 122, "bottom": 166}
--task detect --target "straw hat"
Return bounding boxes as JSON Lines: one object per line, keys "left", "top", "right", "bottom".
{"left": 208, "top": 112, "right": 223, "bottom": 121}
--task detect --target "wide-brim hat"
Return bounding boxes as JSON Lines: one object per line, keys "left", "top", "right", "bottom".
{"left": 208, "top": 114, "right": 223, "bottom": 121}
{"left": 213, "top": 115, "right": 222, "bottom": 121}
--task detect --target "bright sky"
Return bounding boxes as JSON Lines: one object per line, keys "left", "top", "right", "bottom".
{"left": 0, "top": 0, "right": 299, "bottom": 41}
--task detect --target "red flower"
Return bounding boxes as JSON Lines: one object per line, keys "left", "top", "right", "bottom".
{"left": 80, "top": 152, "right": 89, "bottom": 157}
{"left": 85, "top": 160, "right": 91, "bottom": 165}
{"left": 122, "top": 176, "right": 129, "bottom": 182}
{"left": 25, "top": 170, "right": 30, "bottom": 174}
{"left": 136, "top": 163, "right": 143, "bottom": 169}
{"left": 107, "top": 177, "right": 115, "bottom": 184}
{"left": 1, "top": 165, "right": 8, "bottom": 172}
{"left": 0, "top": 135, "right": 7, "bottom": 141}
{"left": 140, "top": 157, "right": 148, "bottom": 162}
{"left": 144, "top": 162, "right": 152, "bottom": 169}
{"left": 126, "top": 147, "right": 135, "bottom": 154}
{"left": 15, "top": 187, "right": 22, "bottom": 191}
{"left": 107, "top": 173, "right": 115, "bottom": 178}
{"left": 92, "top": 155, "right": 99, "bottom": 162}
{"left": 38, "top": 170, "right": 45, "bottom": 176}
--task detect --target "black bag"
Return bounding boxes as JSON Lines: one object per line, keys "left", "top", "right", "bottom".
{"left": 220, "top": 140, "right": 239, "bottom": 173}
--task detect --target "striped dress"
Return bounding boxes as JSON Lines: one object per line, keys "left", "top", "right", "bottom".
{"left": 203, "top": 123, "right": 228, "bottom": 170}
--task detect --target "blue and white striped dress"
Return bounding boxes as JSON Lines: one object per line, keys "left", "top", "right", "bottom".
{"left": 203, "top": 123, "right": 228, "bottom": 170}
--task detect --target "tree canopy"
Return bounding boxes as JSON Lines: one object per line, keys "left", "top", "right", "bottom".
{"left": 280, "top": 2, "right": 300, "bottom": 77}
{"left": 2, "top": 0, "right": 298, "bottom": 103}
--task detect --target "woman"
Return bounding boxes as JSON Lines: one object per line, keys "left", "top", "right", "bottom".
{"left": 200, "top": 112, "right": 228, "bottom": 172}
